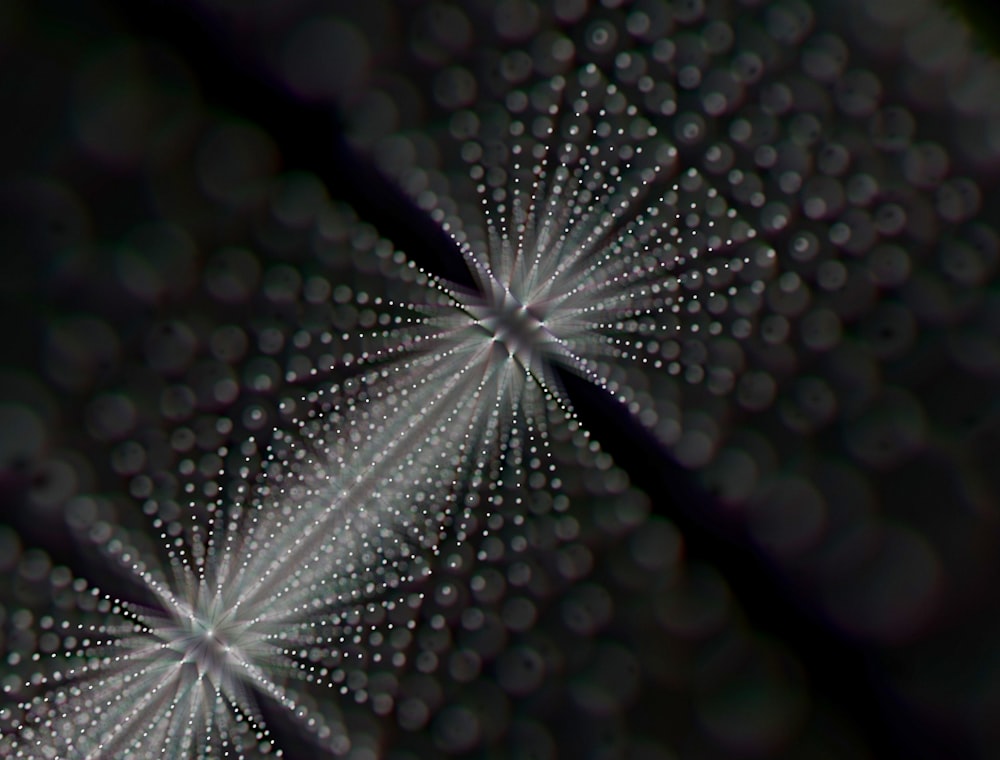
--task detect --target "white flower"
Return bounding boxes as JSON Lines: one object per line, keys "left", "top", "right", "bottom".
{"left": 2, "top": 365, "right": 514, "bottom": 758}
{"left": 339, "top": 65, "right": 758, "bottom": 488}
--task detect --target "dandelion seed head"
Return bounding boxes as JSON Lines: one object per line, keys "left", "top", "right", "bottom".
{"left": 370, "top": 64, "right": 763, "bottom": 480}
{"left": 365, "top": 0, "right": 1000, "bottom": 513}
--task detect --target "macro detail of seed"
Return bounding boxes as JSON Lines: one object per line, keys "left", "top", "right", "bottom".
{"left": 2, "top": 0, "right": 1000, "bottom": 758}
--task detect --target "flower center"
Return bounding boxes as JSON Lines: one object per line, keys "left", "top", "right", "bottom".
{"left": 490, "top": 291, "right": 545, "bottom": 356}
{"left": 469, "top": 280, "right": 555, "bottom": 369}
{"left": 162, "top": 599, "right": 255, "bottom": 689}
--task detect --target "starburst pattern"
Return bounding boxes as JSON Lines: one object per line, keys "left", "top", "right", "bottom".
{"left": 370, "top": 0, "right": 1000, "bottom": 490}
{"left": 334, "top": 66, "right": 761, "bottom": 495}
{"left": 2, "top": 353, "right": 542, "bottom": 757}
{"left": 360, "top": 0, "right": 1000, "bottom": 655}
